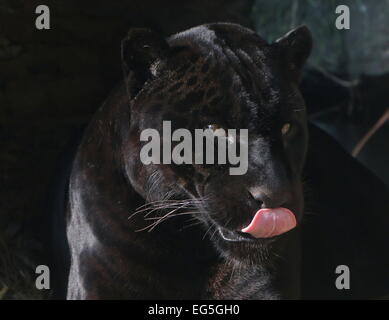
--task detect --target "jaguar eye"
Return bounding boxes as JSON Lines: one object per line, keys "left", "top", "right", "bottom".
{"left": 207, "top": 124, "right": 226, "bottom": 137}
{"left": 281, "top": 123, "right": 291, "bottom": 135}
{"left": 208, "top": 124, "right": 221, "bottom": 130}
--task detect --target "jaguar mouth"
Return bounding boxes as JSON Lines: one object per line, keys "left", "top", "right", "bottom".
{"left": 218, "top": 227, "right": 257, "bottom": 242}
{"left": 217, "top": 207, "right": 297, "bottom": 242}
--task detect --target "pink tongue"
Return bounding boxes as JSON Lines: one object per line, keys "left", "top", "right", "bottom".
{"left": 241, "top": 208, "right": 296, "bottom": 238}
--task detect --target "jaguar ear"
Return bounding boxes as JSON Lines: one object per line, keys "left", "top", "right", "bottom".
{"left": 274, "top": 25, "right": 312, "bottom": 82}
{"left": 121, "top": 28, "right": 170, "bottom": 98}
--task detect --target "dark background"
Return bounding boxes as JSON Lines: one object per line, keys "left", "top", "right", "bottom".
{"left": 0, "top": 0, "right": 388, "bottom": 299}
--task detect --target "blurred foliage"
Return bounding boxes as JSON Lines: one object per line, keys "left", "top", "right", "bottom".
{"left": 252, "top": 0, "right": 389, "bottom": 78}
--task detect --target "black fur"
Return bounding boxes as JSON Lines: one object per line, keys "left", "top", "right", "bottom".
{"left": 52, "top": 23, "right": 389, "bottom": 299}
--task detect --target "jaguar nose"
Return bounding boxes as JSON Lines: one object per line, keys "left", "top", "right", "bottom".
{"left": 248, "top": 188, "right": 292, "bottom": 209}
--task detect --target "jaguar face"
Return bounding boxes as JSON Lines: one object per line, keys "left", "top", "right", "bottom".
{"left": 122, "top": 23, "right": 312, "bottom": 259}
